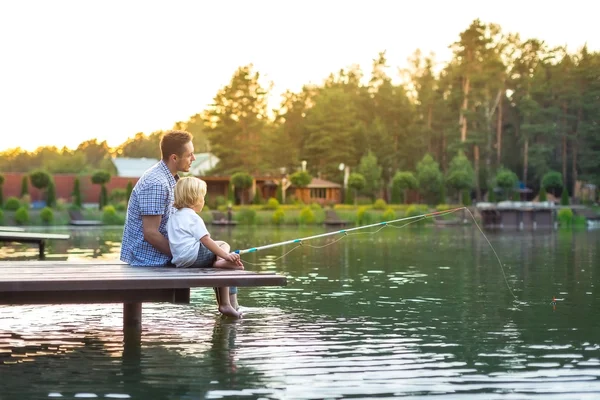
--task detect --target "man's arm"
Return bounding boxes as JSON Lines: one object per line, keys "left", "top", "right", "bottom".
{"left": 142, "top": 215, "right": 172, "bottom": 257}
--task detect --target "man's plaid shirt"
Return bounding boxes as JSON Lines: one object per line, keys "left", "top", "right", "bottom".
{"left": 120, "top": 161, "right": 178, "bottom": 266}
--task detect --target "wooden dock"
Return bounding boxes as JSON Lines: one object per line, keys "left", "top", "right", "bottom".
{"left": 0, "top": 231, "right": 70, "bottom": 259}
{"left": 0, "top": 261, "right": 287, "bottom": 336}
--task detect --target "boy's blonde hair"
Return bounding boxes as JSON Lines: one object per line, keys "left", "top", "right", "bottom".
{"left": 173, "top": 177, "right": 207, "bottom": 209}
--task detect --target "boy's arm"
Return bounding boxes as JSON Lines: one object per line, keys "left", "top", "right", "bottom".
{"left": 142, "top": 215, "right": 172, "bottom": 256}
{"left": 200, "top": 235, "right": 240, "bottom": 262}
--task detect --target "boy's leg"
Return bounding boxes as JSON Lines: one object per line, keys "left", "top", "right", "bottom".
{"left": 229, "top": 286, "right": 239, "bottom": 310}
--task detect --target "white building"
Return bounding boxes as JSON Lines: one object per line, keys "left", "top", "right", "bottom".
{"left": 112, "top": 153, "right": 220, "bottom": 178}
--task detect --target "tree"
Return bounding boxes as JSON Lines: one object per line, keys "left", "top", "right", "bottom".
{"left": 29, "top": 170, "right": 51, "bottom": 190}
{"left": 126, "top": 181, "right": 133, "bottom": 202}
{"left": 203, "top": 65, "right": 271, "bottom": 174}
{"left": 72, "top": 177, "right": 83, "bottom": 209}
{"left": 230, "top": 172, "right": 253, "bottom": 205}
{"left": 392, "top": 171, "right": 418, "bottom": 204}
{"left": 347, "top": 173, "right": 366, "bottom": 206}
{"left": 91, "top": 170, "right": 112, "bottom": 209}
{"left": 290, "top": 171, "right": 312, "bottom": 205}
{"left": 46, "top": 179, "right": 57, "bottom": 208}
{"left": 20, "top": 175, "right": 28, "bottom": 197}
{"left": 446, "top": 151, "right": 475, "bottom": 204}
{"left": 495, "top": 167, "right": 519, "bottom": 200}
{"left": 0, "top": 174, "right": 4, "bottom": 207}
{"left": 357, "top": 151, "right": 382, "bottom": 201}
{"left": 541, "top": 171, "right": 563, "bottom": 197}
{"left": 416, "top": 154, "right": 443, "bottom": 205}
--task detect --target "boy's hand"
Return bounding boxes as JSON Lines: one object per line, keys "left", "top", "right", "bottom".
{"left": 225, "top": 252, "right": 241, "bottom": 264}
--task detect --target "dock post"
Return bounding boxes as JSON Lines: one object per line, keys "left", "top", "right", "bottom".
{"left": 38, "top": 240, "right": 45, "bottom": 260}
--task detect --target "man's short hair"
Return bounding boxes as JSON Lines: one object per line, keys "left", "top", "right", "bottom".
{"left": 160, "top": 130, "right": 193, "bottom": 160}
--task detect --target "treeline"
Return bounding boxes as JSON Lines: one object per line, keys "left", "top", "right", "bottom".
{"left": 1, "top": 19, "right": 599, "bottom": 201}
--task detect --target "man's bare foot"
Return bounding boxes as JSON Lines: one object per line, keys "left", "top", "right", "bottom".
{"left": 219, "top": 304, "right": 242, "bottom": 318}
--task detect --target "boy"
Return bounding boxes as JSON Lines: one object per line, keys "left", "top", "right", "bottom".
{"left": 167, "top": 176, "right": 243, "bottom": 318}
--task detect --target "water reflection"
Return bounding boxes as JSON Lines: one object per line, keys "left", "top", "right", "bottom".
{"left": 0, "top": 226, "right": 599, "bottom": 398}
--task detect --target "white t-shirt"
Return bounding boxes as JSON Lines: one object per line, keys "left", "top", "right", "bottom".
{"left": 166, "top": 207, "right": 210, "bottom": 267}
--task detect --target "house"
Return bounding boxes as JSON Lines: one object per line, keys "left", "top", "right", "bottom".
{"left": 294, "top": 178, "right": 342, "bottom": 205}
{"left": 112, "top": 153, "right": 220, "bottom": 178}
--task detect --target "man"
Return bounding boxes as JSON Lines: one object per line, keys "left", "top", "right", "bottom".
{"left": 120, "top": 130, "right": 196, "bottom": 266}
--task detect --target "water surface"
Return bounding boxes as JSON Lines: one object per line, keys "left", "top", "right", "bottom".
{"left": 1, "top": 225, "right": 599, "bottom": 399}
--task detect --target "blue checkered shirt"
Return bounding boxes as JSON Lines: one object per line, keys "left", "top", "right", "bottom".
{"left": 120, "top": 161, "right": 178, "bottom": 266}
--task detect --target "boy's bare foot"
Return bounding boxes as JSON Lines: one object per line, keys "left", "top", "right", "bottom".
{"left": 214, "top": 259, "right": 244, "bottom": 270}
{"left": 219, "top": 304, "right": 242, "bottom": 318}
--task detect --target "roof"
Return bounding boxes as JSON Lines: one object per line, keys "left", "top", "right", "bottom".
{"left": 307, "top": 178, "right": 341, "bottom": 189}
{"left": 112, "top": 153, "right": 220, "bottom": 178}
{"left": 112, "top": 157, "right": 159, "bottom": 178}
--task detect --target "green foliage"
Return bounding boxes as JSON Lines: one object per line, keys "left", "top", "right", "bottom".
{"left": 100, "top": 186, "right": 108, "bottom": 209}
{"left": 110, "top": 188, "right": 127, "bottom": 203}
{"left": 40, "top": 206, "right": 54, "bottom": 224}
{"left": 416, "top": 154, "right": 443, "bottom": 205}
{"left": 373, "top": 198, "right": 387, "bottom": 210}
{"left": 0, "top": 209, "right": 3, "bottom": 223}
{"left": 557, "top": 208, "right": 573, "bottom": 228}
{"left": 446, "top": 151, "right": 474, "bottom": 197}
{"left": 102, "top": 205, "right": 122, "bottom": 225}
{"left": 72, "top": 177, "right": 83, "bottom": 208}
{"left": 29, "top": 170, "right": 51, "bottom": 190}
{"left": 348, "top": 173, "right": 366, "bottom": 192}
{"left": 46, "top": 180, "right": 57, "bottom": 208}
{"left": 4, "top": 197, "right": 21, "bottom": 211}
{"left": 20, "top": 176, "right": 28, "bottom": 197}
{"left": 91, "top": 170, "right": 111, "bottom": 185}
{"left": 252, "top": 189, "right": 263, "bottom": 205}
{"left": 382, "top": 207, "right": 395, "bottom": 221}
{"left": 230, "top": 172, "right": 253, "bottom": 190}
{"left": 538, "top": 186, "right": 547, "bottom": 202}
{"left": 356, "top": 206, "right": 368, "bottom": 225}
{"left": 290, "top": 171, "right": 312, "bottom": 187}
{"left": 298, "top": 206, "right": 315, "bottom": 224}
{"left": 495, "top": 167, "right": 518, "bottom": 200}
{"left": 275, "top": 184, "right": 283, "bottom": 204}
{"left": 357, "top": 151, "right": 382, "bottom": 200}
{"left": 541, "top": 171, "right": 563, "bottom": 195}
{"left": 392, "top": 171, "right": 418, "bottom": 204}
{"left": 272, "top": 208, "right": 285, "bottom": 225}
{"left": 462, "top": 189, "right": 472, "bottom": 206}
{"left": 265, "top": 197, "right": 280, "bottom": 210}
{"left": 561, "top": 188, "right": 570, "bottom": 205}
{"left": 15, "top": 206, "right": 29, "bottom": 225}
{"left": 126, "top": 181, "right": 133, "bottom": 202}
{"left": 236, "top": 208, "right": 257, "bottom": 224}
{"left": 0, "top": 174, "right": 4, "bottom": 185}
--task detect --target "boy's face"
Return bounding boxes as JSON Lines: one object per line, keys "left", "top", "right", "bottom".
{"left": 193, "top": 195, "right": 205, "bottom": 213}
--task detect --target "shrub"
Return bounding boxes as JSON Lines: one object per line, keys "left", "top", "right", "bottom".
{"left": 373, "top": 198, "right": 387, "bottom": 210}
{"left": 272, "top": 208, "right": 285, "bottom": 225}
{"left": 15, "top": 206, "right": 29, "bottom": 225}
{"left": 40, "top": 206, "right": 54, "bottom": 224}
{"left": 4, "top": 197, "right": 21, "bottom": 211}
{"left": 560, "top": 189, "right": 570, "bottom": 206}
{"left": 299, "top": 206, "right": 315, "bottom": 225}
{"left": 382, "top": 207, "right": 395, "bottom": 221}
{"left": 236, "top": 208, "right": 256, "bottom": 224}
{"left": 0, "top": 209, "right": 3, "bottom": 223}
{"left": 102, "top": 205, "right": 122, "bottom": 225}
{"left": 557, "top": 208, "right": 573, "bottom": 228}
{"left": 310, "top": 202, "right": 322, "bottom": 210}
{"left": 264, "top": 197, "right": 280, "bottom": 210}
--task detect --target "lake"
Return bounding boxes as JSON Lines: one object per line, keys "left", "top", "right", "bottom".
{"left": 1, "top": 225, "right": 599, "bottom": 399}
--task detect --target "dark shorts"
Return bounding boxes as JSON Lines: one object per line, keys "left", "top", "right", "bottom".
{"left": 189, "top": 243, "right": 217, "bottom": 268}
{"left": 187, "top": 243, "right": 238, "bottom": 295}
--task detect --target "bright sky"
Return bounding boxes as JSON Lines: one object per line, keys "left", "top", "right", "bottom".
{"left": 1, "top": 0, "right": 597, "bottom": 152}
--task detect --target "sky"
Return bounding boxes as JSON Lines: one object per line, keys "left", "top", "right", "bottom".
{"left": 0, "top": 0, "right": 598, "bottom": 152}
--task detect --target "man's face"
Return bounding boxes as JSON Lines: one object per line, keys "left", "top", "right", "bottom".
{"left": 176, "top": 141, "right": 196, "bottom": 173}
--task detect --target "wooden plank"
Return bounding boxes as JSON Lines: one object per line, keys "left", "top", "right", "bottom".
{"left": 0, "top": 288, "right": 191, "bottom": 305}
{"left": 0, "top": 232, "right": 70, "bottom": 240}
{"left": 0, "top": 273, "right": 286, "bottom": 292}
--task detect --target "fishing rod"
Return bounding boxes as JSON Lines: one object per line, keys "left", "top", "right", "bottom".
{"left": 234, "top": 206, "right": 465, "bottom": 255}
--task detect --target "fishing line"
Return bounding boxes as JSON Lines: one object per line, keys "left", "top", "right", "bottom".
{"left": 235, "top": 206, "right": 519, "bottom": 300}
